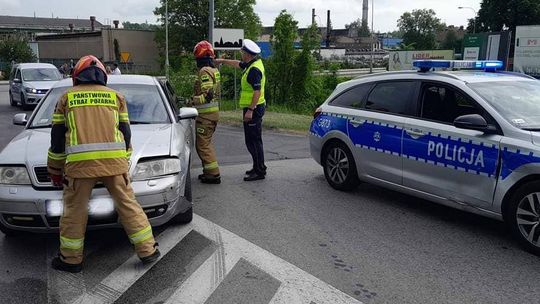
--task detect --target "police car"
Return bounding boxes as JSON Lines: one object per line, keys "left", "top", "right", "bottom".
{"left": 309, "top": 60, "right": 540, "bottom": 255}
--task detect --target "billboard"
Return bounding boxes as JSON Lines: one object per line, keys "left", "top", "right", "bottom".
{"left": 462, "top": 32, "right": 512, "bottom": 69}
{"left": 389, "top": 50, "right": 454, "bottom": 71}
{"left": 213, "top": 28, "right": 244, "bottom": 50}
{"left": 514, "top": 25, "right": 540, "bottom": 77}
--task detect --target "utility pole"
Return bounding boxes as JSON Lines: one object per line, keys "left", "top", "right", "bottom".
{"left": 370, "top": 0, "right": 374, "bottom": 73}
{"left": 312, "top": 8, "right": 315, "bottom": 25}
{"left": 209, "top": 0, "right": 214, "bottom": 43}
{"left": 326, "top": 10, "right": 331, "bottom": 48}
{"left": 165, "top": 0, "right": 169, "bottom": 79}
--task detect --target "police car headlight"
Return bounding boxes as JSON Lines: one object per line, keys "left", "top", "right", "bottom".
{"left": 0, "top": 167, "right": 31, "bottom": 185}
{"left": 24, "top": 87, "right": 37, "bottom": 94}
{"left": 132, "top": 158, "right": 181, "bottom": 181}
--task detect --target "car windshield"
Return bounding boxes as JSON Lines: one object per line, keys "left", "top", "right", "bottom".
{"left": 29, "top": 84, "right": 171, "bottom": 128}
{"left": 469, "top": 80, "right": 540, "bottom": 130}
{"left": 22, "top": 68, "right": 62, "bottom": 81}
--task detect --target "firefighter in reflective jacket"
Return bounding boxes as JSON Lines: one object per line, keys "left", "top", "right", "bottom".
{"left": 190, "top": 41, "right": 222, "bottom": 184}
{"left": 47, "top": 55, "right": 160, "bottom": 273}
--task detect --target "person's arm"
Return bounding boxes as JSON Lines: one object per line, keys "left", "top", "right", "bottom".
{"left": 215, "top": 58, "right": 242, "bottom": 69}
{"left": 117, "top": 93, "right": 132, "bottom": 159}
{"left": 47, "top": 95, "right": 68, "bottom": 186}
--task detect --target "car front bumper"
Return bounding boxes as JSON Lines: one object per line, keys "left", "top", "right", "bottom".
{"left": 0, "top": 174, "right": 191, "bottom": 233}
{"left": 24, "top": 92, "right": 47, "bottom": 104}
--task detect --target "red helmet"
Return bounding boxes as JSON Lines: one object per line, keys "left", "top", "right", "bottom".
{"left": 72, "top": 55, "right": 107, "bottom": 84}
{"left": 193, "top": 40, "right": 215, "bottom": 59}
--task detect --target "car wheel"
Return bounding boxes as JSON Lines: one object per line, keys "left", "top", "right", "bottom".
{"left": 9, "top": 92, "right": 16, "bottom": 107}
{"left": 0, "top": 221, "right": 23, "bottom": 237}
{"left": 21, "top": 93, "right": 31, "bottom": 111}
{"left": 322, "top": 141, "right": 359, "bottom": 191}
{"left": 505, "top": 181, "right": 540, "bottom": 256}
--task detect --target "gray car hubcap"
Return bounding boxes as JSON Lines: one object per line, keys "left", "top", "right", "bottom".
{"left": 326, "top": 147, "right": 349, "bottom": 184}
{"left": 516, "top": 192, "right": 540, "bottom": 247}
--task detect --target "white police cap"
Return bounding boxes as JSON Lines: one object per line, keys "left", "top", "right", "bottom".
{"left": 242, "top": 39, "right": 261, "bottom": 55}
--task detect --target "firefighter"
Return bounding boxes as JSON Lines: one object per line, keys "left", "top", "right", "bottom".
{"left": 47, "top": 55, "right": 159, "bottom": 273}
{"left": 190, "top": 41, "right": 222, "bottom": 184}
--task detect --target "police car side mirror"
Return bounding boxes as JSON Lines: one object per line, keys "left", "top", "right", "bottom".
{"left": 454, "top": 114, "right": 497, "bottom": 134}
{"left": 178, "top": 108, "right": 198, "bottom": 120}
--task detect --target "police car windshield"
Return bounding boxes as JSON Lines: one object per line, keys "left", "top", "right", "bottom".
{"left": 29, "top": 84, "right": 171, "bottom": 128}
{"left": 469, "top": 80, "right": 540, "bottom": 129}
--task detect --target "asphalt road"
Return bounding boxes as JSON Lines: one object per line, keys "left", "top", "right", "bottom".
{"left": 0, "top": 83, "right": 539, "bottom": 304}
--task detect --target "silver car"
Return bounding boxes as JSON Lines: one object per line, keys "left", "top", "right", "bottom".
{"left": 0, "top": 75, "right": 197, "bottom": 235}
{"left": 9, "top": 63, "right": 63, "bottom": 110}
{"left": 310, "top": 61, "right": 540, "bottom": 255}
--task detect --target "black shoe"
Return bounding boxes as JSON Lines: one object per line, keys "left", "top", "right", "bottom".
{"left": 245, "top": 168, "right": 267, "bottom": 176}
{"left": 200, "top": 174, "right": 221, "bottom": 184}
{"left": 198, "top": 173, "right": 204, "bottom": 180}
{"left": 243, "top": 172, "right": 265, "bottom": 181}
{"left": 51, "top": 256, "right": 82, "bottom": 273}
{"left": 140, "top": 248, "right": 161, "bottom": 265}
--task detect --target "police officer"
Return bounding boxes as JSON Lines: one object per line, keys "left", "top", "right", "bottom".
{"left": 47, "top": 55, "right": 159, "bottom": 273}
{"left": 215, "top": 39, "right": 267, "bottom": 181}
{"left": 190, "top": 41, "right": 222, "bottom": 184}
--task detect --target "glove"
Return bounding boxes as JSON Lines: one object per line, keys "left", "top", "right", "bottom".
{"left": 50, "top": 174, "right": 63, "bottom": 187}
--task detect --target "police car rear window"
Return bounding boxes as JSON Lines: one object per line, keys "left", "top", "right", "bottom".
{"left": 365, "top": 81, "right": 415, "bottom": 115}
{"left": 329, "top": 83, "right": 372, "bottom": 108}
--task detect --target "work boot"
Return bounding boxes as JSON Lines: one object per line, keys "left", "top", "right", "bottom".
{"left": 200, "top": 174, "right": 221, "bottom": 184}
{"left": 243, "top": 172, "right": 265, "bottom": 182}
{"left": 245, "top": 168, "right": 267, "bottom": 176}
{"left": 140, "top": 248, "right": 161, "bottom": 265}
{"left": 51, "top": 255, "right": 82, "bottom": 273}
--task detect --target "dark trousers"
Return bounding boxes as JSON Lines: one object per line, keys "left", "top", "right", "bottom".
{"left": 243, "top": 105, "right": 266, "bottom": 175}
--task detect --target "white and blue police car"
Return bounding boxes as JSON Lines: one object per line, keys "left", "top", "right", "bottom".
{"left": 309, "top": 60, "right": 540, "bottom": 255}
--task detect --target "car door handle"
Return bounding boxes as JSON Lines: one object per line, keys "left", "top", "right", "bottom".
{"left": 349, "top": 119, "right": 364, "bottom": 127}
{"left": 406, "top": 129, "right": 425, "bottom": 139}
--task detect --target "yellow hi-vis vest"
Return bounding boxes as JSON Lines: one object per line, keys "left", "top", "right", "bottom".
{"left": 239, "top": 59, "right": 265, "bottom": 108}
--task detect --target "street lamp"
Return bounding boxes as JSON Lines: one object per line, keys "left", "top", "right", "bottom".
{"left": 458, "top": 6, "right": 477, "bottom": 34}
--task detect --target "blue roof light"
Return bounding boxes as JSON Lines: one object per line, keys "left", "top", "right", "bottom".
{"left": 413, "top": 60, "right": 504, "bottom": 72}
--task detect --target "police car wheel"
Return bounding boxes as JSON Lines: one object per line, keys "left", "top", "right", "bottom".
{"left": 506, "top": 181, "right": 540, "bottom": 256}
{"left": 323, "top": 142, "right": 359, "bottom": 191}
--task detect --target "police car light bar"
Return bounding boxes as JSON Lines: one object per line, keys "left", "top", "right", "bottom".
{"left": 413, "top": 60, "right": 504, "bottom": 72}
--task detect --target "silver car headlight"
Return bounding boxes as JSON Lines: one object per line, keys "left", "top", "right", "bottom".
{"left": 0, "top": 167, "right": 31, "bottom": 185}
{"left": 24, "top": 87, "right": 37, "bottom": 94}
{"left": 132, "top": 158, "right": 181, "bottom": 181}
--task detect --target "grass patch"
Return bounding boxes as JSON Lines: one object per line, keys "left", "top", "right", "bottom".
{"left": 219, "top": 110, "right": 312, "bottom": 135}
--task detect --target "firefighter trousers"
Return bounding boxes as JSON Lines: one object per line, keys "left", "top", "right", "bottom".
{"left": 196, "top": 112, "right": 220, "bottom": 175}
{"left": 59, "top": 173, "right": 156, "bottom": 265}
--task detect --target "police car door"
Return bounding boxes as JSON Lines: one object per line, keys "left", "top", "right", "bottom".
{"left": 402, "top": 82, "right": 501, "bottom": 208}
{"left": 347, "top": 80, "right": 418, "bottom": 185}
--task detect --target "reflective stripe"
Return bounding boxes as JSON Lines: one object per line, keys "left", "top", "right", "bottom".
{"left": 194, "top": 101, "right": 219, "bottom": 109}
{"left": 128, "top": 226, "right": 153, "bottom": 245}
{"left": 204, "top": 161, "right": 219, "bottom": 170}
{"left": 197, "top": 106, "right": 219, "bottom": 113}
{"left": 52, "top": 114, "right": 65, "bottom": 123}
{"left": 126, "top": 149, "right": 132, "bottom": 158}
{"left": 67, "top": 91, "right": 117, "bottom": 108}
{"left": 119, "top": 112, "right": 129, "bottom": 122}
{"left": 68, "top": 111, "right": 78, "bottom": 146}
{"left": 114, "top": 111, "right": 122, "bottom": 143}
{"left": 60, "top": 236, "right": 84, "bottom": 250}
{"left": 66, "top": 142, "right": 126, "bottom": 154}
{"left": 48, "top": 150, "right": 67, "bottom": 160}
{"left": 201, "top": 82, "right": 214, "bottom": 89}
{"left": 66, "top": 149, "right": 127, "bottom": 163}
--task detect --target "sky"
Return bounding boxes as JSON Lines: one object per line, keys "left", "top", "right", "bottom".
{"left": 0, "top": 0, "right": 481, "bottom": 32}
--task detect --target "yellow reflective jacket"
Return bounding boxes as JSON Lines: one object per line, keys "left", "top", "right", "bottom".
{"left": 191, "top": 66, "right": 221, "bottom": 114}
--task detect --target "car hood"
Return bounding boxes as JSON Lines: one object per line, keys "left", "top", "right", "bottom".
{"left": 0, "top": 124, "right": 172, "bottom": 166}
{"left": 23, "top": 80, "right": 58, "bottom": 90}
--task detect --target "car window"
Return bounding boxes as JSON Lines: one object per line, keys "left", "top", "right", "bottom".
{"left": 22, "top": 68, "right": 62, "bottom": 81}
{"left": 161, "top": 80, "right": 178, "bottom": 114}
{"left": 365, "top": 81, "right": 415, "bottom": 115}
{"left": 330, "top": 83, "right": 372, "bottom": 108}
{"left": 420, "top": 84, "right": 481, "bottom": 124}
{"left": 29, "top": 84, "right": 171, "bottom": 128}
{"left": 15, "top": 69, "right": 21, "bottom": 80}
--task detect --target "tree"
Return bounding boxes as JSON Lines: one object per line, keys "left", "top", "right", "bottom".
{"left": 345, "top": 18, "right": 370, "bottom": 37}
{"left": 397, "top": 9, "right": 444, "bottom": 50}
{"left": 0, "top": 35, "right": 36, "bottom": 76}
{"left": 267, "top": 10, "right": 298, "bottom": 105}
{"left": 441, "top": 29, "right": 462, "bottom": 53}
{"left": 153, "top": 0, "right": 262, "bottom": 60}
{"left": 122, "top": 21, "right": 159, "bottom": 31}
{"left": 291, "top": 23, "right": 320, "bottom": 108}
{"left": 473, "top": 0, "right": 540, "bottom": 33}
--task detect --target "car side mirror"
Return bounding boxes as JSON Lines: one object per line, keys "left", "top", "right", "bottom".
{"left": 12, "top": 78, "right": 21, "bottom": 83}
{"left": 178, "top": 108, "right": 198, "bottom": 120}
{"left": 13, "top": 113, "right": 28, "bottom": 126}
{"left": 454, "top": 114, "right": 497, "bottom": 134}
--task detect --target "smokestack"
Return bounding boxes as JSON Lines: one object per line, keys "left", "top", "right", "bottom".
{"left": 362, "top": 0, "right": 369, "bottom": 25}
{"left": 90, "top": 16, "right": 96, "bottom": 31}
{"left": 312, "top": 8, "right": 315, "bottom": 25}
{"left": 69, "top": 23, "right": 74, "bottom": 32}
{"left": 326, "top": 10, "right": 331, "bottom": 48}
{"left": 113, "top": 20, "right": 119, "bottom": 28}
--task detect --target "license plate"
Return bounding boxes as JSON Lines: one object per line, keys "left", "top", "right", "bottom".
{"left": 46, "top": 197, "right": 115, "bottom": 217}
